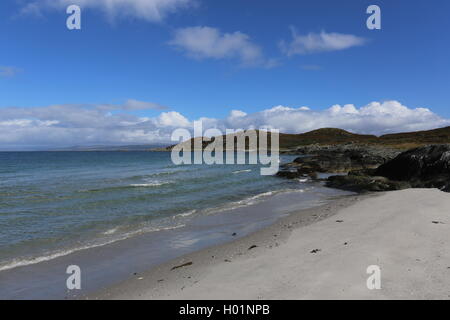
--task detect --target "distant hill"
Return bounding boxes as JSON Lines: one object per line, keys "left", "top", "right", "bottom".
{"left": 378, "top": 126, "right": 450, "bottom": 149}
{"left": 168, "top": 126, "right": 450, "bottom": 151}
{"left": 279, "top": 128, "right": 378, "bottom": 149}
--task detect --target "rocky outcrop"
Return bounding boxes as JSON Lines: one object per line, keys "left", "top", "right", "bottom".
{"left": 326, "top": 175, "right": 410, "bottom": 193}
{"left": 326, "top": 144, "right": 450, "bottom": 193}
{"left": 277, "top": 143, "right": 450, "bottom": 193}
{"left": 276, "top": 144, "right": 399, "bottom": 179}
{"left": 293, "top": 143, "right": 399, "bottom": 158}
{"left": 374, "top": 144, "right": 450, "bottom": 192}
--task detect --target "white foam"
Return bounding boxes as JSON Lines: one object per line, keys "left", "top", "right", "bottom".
{"left": 102, "top": 228, "right": 118, "bottom": 235}
{"left": 203, "top": 188, "right": 307, "bottom": 215}
{"left": 232, "top": 169, "right": 252, "bottom": 174}
{"left": 0, "top": 224, "right": 185, "bottom": 272}
{"left": 130, "top": 181, "right": 170, "bottom": 187}
{"left": 174, "top": 210, "right": 197, "bottom": 218}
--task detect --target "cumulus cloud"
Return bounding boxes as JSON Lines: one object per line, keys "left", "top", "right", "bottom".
{"left": 280, "top": 28, "right": 366, "bottom": 56}
{"left": 0, "top": 66, "right": 22, "bottom": 77}
{"left": 0, "top": 101, "right": 181, "bottom": 149}
{"left": 1, "top": 101, "right": 449, "bottom": 150}
{"left": 157, "top": 111, "right": 190, "bottom": 127}
{"left": 169, "top": 26, "right": 276, "bottom": 68}
{"left": 20, "top": 0, "right": 193, "bottom": 22}
{"left": 216, "top": 101, "right": 450, "bottom": 135}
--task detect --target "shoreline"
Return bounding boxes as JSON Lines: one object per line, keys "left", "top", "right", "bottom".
{"left": 90, "top": 189, "right": 450, "bottom": 300}
{"left": 0, "top": 183, "right": 351, "bottom": 300}
{"left": 89, "top": 192, "right": 372, "bottom": 299}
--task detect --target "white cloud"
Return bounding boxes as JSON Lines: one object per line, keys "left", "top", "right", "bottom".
{"left": 20, "top": 0, "right": 193, "bottom": 22}
{"left": 123, "top": 99, "right": 168, "bottom": 111}
{"left": 280, "top": 28, "right": 366, "bottom": 56}
{"left": 215, "top": 101, "right": 449, "bottom": 135}
{"left": 0, "top": 66, "right": 22, "bottom": 77}
{"left": 1, "top": 100, "right": 449, "bottom": 149}
{"left": 169, "top": 26, "right": 275, "bottom": 68}
{"left": 157, "top": 111, "right": 190, "bottom": 127}
{"left": 0, "top": 101, "right": 182, "bottom": 149}
{"left": 229, "top": 110, "right": 247, "bottom": 118}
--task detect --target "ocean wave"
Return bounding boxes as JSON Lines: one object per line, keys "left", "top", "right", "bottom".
{"left": 130, "top": 181, "right": 171, "bottom": 188}
{"left": 232, "top": 169, "right": 252, "bottom": 174}
{"left": 128, "top": 169, "right": 192, "bottom": 180}
{"left": 173, "top": 210, "right": 197, "bottom": 218}
{"left": 0, "top": 224, "right": 185, "bottom": 272}
{"left": 0, "top": 185, "right": 314, "bottom": 273}
{"left": 202, "top": 187, "right": 310, "bottom": 215}
{"left": 80, "top": 181, "right": 172, "bottom": 193}
{"left": 102, "top": 227, "right": 118, "bottom": 235}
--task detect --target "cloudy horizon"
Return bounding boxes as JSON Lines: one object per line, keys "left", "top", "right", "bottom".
{"left": 0, "top": 100, "right": 449, "bottom": 150}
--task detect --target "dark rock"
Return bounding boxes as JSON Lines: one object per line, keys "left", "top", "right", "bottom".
{"left": 326, "top": 175, "right": 411, "bottom": 193}
{"left": 276, "top": 167, "right": 307, "bottom": 179}
{"left": 348, "top": 168, "right": 377, "bottom": 176}
{"left": 277, "top": 144, "right": 400, "bottom": 179}
{"left": 327, "top": 144, "right": 450, "bottom": 193}
{"left": 374, "top": 144, "right": 450, "bottom": 192}
{"left": 280, "top": 143, "right": 450, "bottom": 193}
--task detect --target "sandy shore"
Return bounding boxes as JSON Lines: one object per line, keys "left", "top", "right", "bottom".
{"left": 91, "top": 189, "right": 450, "bottom": 300}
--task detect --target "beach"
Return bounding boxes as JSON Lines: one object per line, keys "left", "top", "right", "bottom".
{"left": 92, "top": 189, "right": 450, "bottom": 300}
{"left": 0, "top": 151, "right": 356, "bottom": 299}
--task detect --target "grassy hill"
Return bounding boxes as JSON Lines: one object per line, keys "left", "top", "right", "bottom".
{"left": 378, "top": 126, "right": 450, "bottom": 149}
{"left": 281, "top": 126, "right": 450, "bottom": 149}
{"left": 169, "top": 126, "right": 450, "bottom": 152}
{"left": 279, "top": 128, "right": 378, "bottom": 149}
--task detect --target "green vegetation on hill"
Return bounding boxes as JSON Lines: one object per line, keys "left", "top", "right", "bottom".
{"left": 279, "top": 128, "right": 378, "bottom": 149}
{"left": 171, "top": 126, "right": 450, "bottom": 152}
{"left": 281, "top": 126, "right": 450, "bottom": 150}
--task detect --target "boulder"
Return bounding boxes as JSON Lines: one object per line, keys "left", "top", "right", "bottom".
{"left": 326, "top": 175, "right": 410, "bottom": 193}
{"left": 276, "top": 144, "right": 399, "bottom": 179}
{"left": 374, "top": 144, "right": 450, "bottom": 192}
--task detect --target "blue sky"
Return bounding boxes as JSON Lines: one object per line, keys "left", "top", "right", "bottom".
{"left": 1, "top": 0, "right": 450, "bottom": 149}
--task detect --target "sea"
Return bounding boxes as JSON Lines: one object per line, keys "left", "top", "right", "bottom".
{"left": 0, "top": 151, "right": 351, "bottom": 298}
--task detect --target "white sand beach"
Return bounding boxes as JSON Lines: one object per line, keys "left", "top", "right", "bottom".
{"left": 93, "top": 189, "right": 450, "bottom": 300}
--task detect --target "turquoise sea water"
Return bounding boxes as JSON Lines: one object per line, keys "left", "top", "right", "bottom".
{"left": 0, "top": 151, "right": 308, "bottom": 271}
